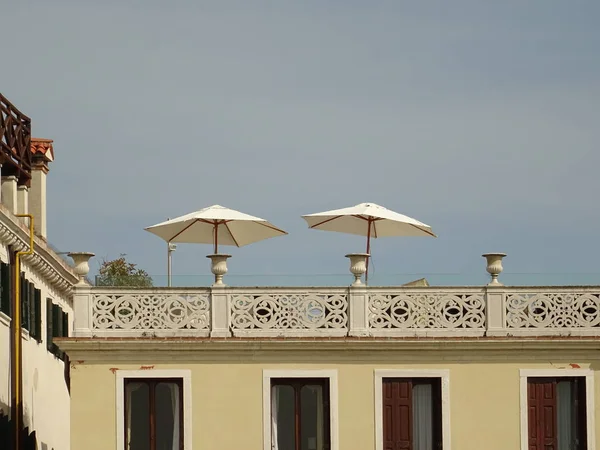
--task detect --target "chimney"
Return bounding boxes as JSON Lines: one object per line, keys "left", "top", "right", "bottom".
{"left": 17, "top": 184, "right": 29, "bottom": 224}
{"left": 1, "top": 175, "right": 18, "bottom": 214}
{"left": 29, "top": 138, "right": 54, "bottom": 239}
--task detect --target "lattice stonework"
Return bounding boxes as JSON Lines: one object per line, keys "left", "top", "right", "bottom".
{"left": 230, "top": 292, "right": 348, "bottom": 330}
{"left": 506, "top": 293, "right": 600, "bottom": 328}
{"left": 92, "top": 293, "right": 210, "bottom": 330}
{"left": 369, "top": 292, "right": 486, "bottom": 329}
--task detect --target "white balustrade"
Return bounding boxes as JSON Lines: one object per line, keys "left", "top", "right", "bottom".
{"left": 368, "top": 288, "right": 487, "bottom": 337}
{"left": 229, "top": 288, "right": 349, "bottom": 337}
{"left": 503, "top": 288, "right": 600, "bottom": 336}
{"left": 70, "top": 285, "right": 600, "bottom": 338}
{"left": 90, "top": 288, "right": 211, "bottom": 337}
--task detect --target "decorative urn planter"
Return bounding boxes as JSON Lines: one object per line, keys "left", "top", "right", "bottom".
{"left": 207, "top": 254, "right": 231, "bottom": 286}
{"left": 68, "top": 252, "right": 95, "bottom": 284}
{"left": 482, "top": 253, "right": 507, "bottom": 286}
{"left": 345, "top": 253, "right": 370, "bottom": 286}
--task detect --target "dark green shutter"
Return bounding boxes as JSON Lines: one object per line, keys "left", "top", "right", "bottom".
{"left": 62, "top": 311, "right": 69, "bottom": 337}
{"left": 21, "top": 275, "right": 29, "bottom": 331}
{"left": 53, "top": 305, "right": 62, "bottom": 338}
{"left": 34, "top": 289, "right": 42, "bottom": 342}
{"left": 0, "top": 262, "right": 10, "bottom": 316}
{"left": 29, "top": 282, "right": 36, "bottom": 339}
{"left": 28, "top": 282, "right": 36, "bottom": 339}
{"left": 52, "top": 304, "right": 62, "bottom": 358}
{"left": 46, "top": 299, "right": 53, "bottom": 352}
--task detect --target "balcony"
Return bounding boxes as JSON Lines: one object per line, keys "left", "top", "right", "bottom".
{"left": 72, "top": 284, "right": 600, "bottom": 338}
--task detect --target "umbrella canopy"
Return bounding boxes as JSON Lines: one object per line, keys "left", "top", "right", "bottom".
{"left": 145, "top": 204, "right": 288, "bottom": 253}
{"left": 302, "top": 202, "right": 436, "bottom": 280}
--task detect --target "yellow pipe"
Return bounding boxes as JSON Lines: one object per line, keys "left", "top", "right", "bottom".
{"left": 12, "top": 214, "right": 34, "bottom": 450}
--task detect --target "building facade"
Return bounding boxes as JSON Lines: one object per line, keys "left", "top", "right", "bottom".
{"left": 0, "top": 93, "right": 79, "bottom": 449}
{"left": 58, "top": 267, "right": 600, "bottom": 450}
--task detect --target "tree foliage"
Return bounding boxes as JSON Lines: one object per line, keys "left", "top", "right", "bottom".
{"left": 96, "top": 254, "right": 153, "bottom": 287}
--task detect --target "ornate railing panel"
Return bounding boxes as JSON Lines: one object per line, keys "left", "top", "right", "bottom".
{"left": 230, "top": 289, "right": 348, "bottom": 336}
{"left": 92, "top": 290, "right": 211, "bottom": 336}
{"left": 368, "top": 289, "right": 486, "bottom": 336}
{"left": 506, "top": 292, "right": 600, "bottom": 330}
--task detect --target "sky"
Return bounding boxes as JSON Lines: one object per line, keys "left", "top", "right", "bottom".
{"left": 2, "top": 0, "right": 600, "bottom": 285}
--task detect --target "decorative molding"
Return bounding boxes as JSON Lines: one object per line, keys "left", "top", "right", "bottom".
{"left": 374, "top": 369, "right": 451, "bottom": 450}
{"left": 55, "top": 338, "right": 600, "bottom": 363}
{"left": 0, "top": 207, "right": 78, "bottom": 295}
{"left": 115, "top": 369, "right": 193, "bottom": 450}
{"left": 519, "top": 368, "right": 595, "bottom": 450}
{"left": 262, "top": 369, "right": 339, "bottom": 450}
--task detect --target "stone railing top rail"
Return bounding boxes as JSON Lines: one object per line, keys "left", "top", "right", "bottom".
{"left": 87, "top": 285, "right": 600, "bottom": 293}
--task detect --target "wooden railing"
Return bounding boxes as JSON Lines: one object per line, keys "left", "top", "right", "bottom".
{"left": 0, "top": 93, "right": 32, "bottom": 185}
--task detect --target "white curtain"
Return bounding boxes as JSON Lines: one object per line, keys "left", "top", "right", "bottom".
{"left": 271, "top": 386, "right": 279, "bottom": 450}
{"left": 125, "top": 382, "right": 145, "bottom": 450}
{"left": 556, "top": 381, "right": 573, "bottom": 450}
{"left": 412, "top": 383, "right": 433, "bottom": 450}
{"left": 166, "top": 383, "right": 180, "bottom": 450}
{"left": 314, "top": 386, "right": 324, "bottom": 450}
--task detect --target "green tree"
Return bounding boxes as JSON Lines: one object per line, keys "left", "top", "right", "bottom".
{"left": 96, "top": 254, "right": 153, "bottom": 287}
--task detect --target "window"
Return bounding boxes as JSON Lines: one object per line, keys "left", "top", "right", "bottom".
{"left": 117, "top": 372, "right": 192, "bottom": 450}
{"left": 270, "top": 378, "right": 331, "bottom": 450}
{"left": 520, "top": 369, "right": 595, "bottom": 450}
{"left": 264, "top": 370, "right": 338, "bottom": 450}
{"left": 375, "top": 370, "right": 450, "bottom": 450}
{"left": 382, "top": 378, "right": 442, "bottom": 450}
{"left": 527, "top": 377, "right": 587, "bottom": 450}
{"left": 124, "top": 378, "right": 183, "bottom": 450}
{"left": 46, "top": 298, "right": 68, "bottom": 357}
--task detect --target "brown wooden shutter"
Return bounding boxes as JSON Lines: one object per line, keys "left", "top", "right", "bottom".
{"left": 528, "top": 379, "right": 557, "bottom": 450}
{"left": 383, "top": 379, "right": 412, "bottom": 450}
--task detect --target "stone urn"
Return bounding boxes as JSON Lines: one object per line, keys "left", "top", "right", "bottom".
{"left": 345, "top": 253, "right": 370, "bottom": 286}
{"left": 207, "top": 254, "right": 231, "bottom": 286}
{"left": 68, "top": 252, "right": 95, "bottom": 284}
{"left": 482, "top": 253, "right": 506, "bottom": 286}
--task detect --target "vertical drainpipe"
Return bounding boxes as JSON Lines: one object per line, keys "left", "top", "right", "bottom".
{"left": 11, "top": 214, "right": 34, "bottom": 450}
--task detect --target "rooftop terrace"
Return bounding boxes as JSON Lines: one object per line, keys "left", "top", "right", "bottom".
{"left": 69, "top": 253, "right": 600, "bottom": 339}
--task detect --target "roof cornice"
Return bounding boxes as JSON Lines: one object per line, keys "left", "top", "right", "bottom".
{"left": 55, "top": 337, "right": 600, "bottom": 363}
{"left": 0, "top": 205, "right": 78, "bottom": 295}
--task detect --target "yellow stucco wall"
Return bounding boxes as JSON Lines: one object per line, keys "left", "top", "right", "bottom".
{"left": 69, "top": 352, "right": 600, "bottom": 450}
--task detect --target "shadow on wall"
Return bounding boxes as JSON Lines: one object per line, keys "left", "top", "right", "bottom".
{"left": 0, "top": 401, "right": 48, "bottom": 450}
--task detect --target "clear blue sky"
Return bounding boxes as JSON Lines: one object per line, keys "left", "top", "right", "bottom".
{"left": 3, "top": 1, "right": 600, "bottom": 285}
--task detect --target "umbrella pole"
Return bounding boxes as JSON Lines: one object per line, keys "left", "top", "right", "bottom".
{"left": 366, "top": 218, "right": 372, "bottom": 284}
{"left": 214, "top": 223, "right": 218, "bottom": 254}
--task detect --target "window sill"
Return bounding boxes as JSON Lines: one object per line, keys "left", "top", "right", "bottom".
{"left": 0, "top": 312, "right": 33, "bottom": 340}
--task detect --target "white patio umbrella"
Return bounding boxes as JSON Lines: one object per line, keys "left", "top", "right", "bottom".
{"left": 145, "top": 204, "right": 288, "bottom": 252}
{"left": 145, "top": 205, "right": 287, "bottom": 285}
{"left": 302, "top": 202, "right": 436, "bottom": 281}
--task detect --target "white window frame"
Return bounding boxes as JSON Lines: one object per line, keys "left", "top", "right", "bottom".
{"left": 374, "top": 369, "right": 451, "bottom": 450}
{"left": 116, "top": 369, "right": 193, "bottom": 450}
{"left": 519, "top": 369, "right": 595, "bottom": 450}
{"left": 262, "top": 369, "right": 339, "bottom": 450}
